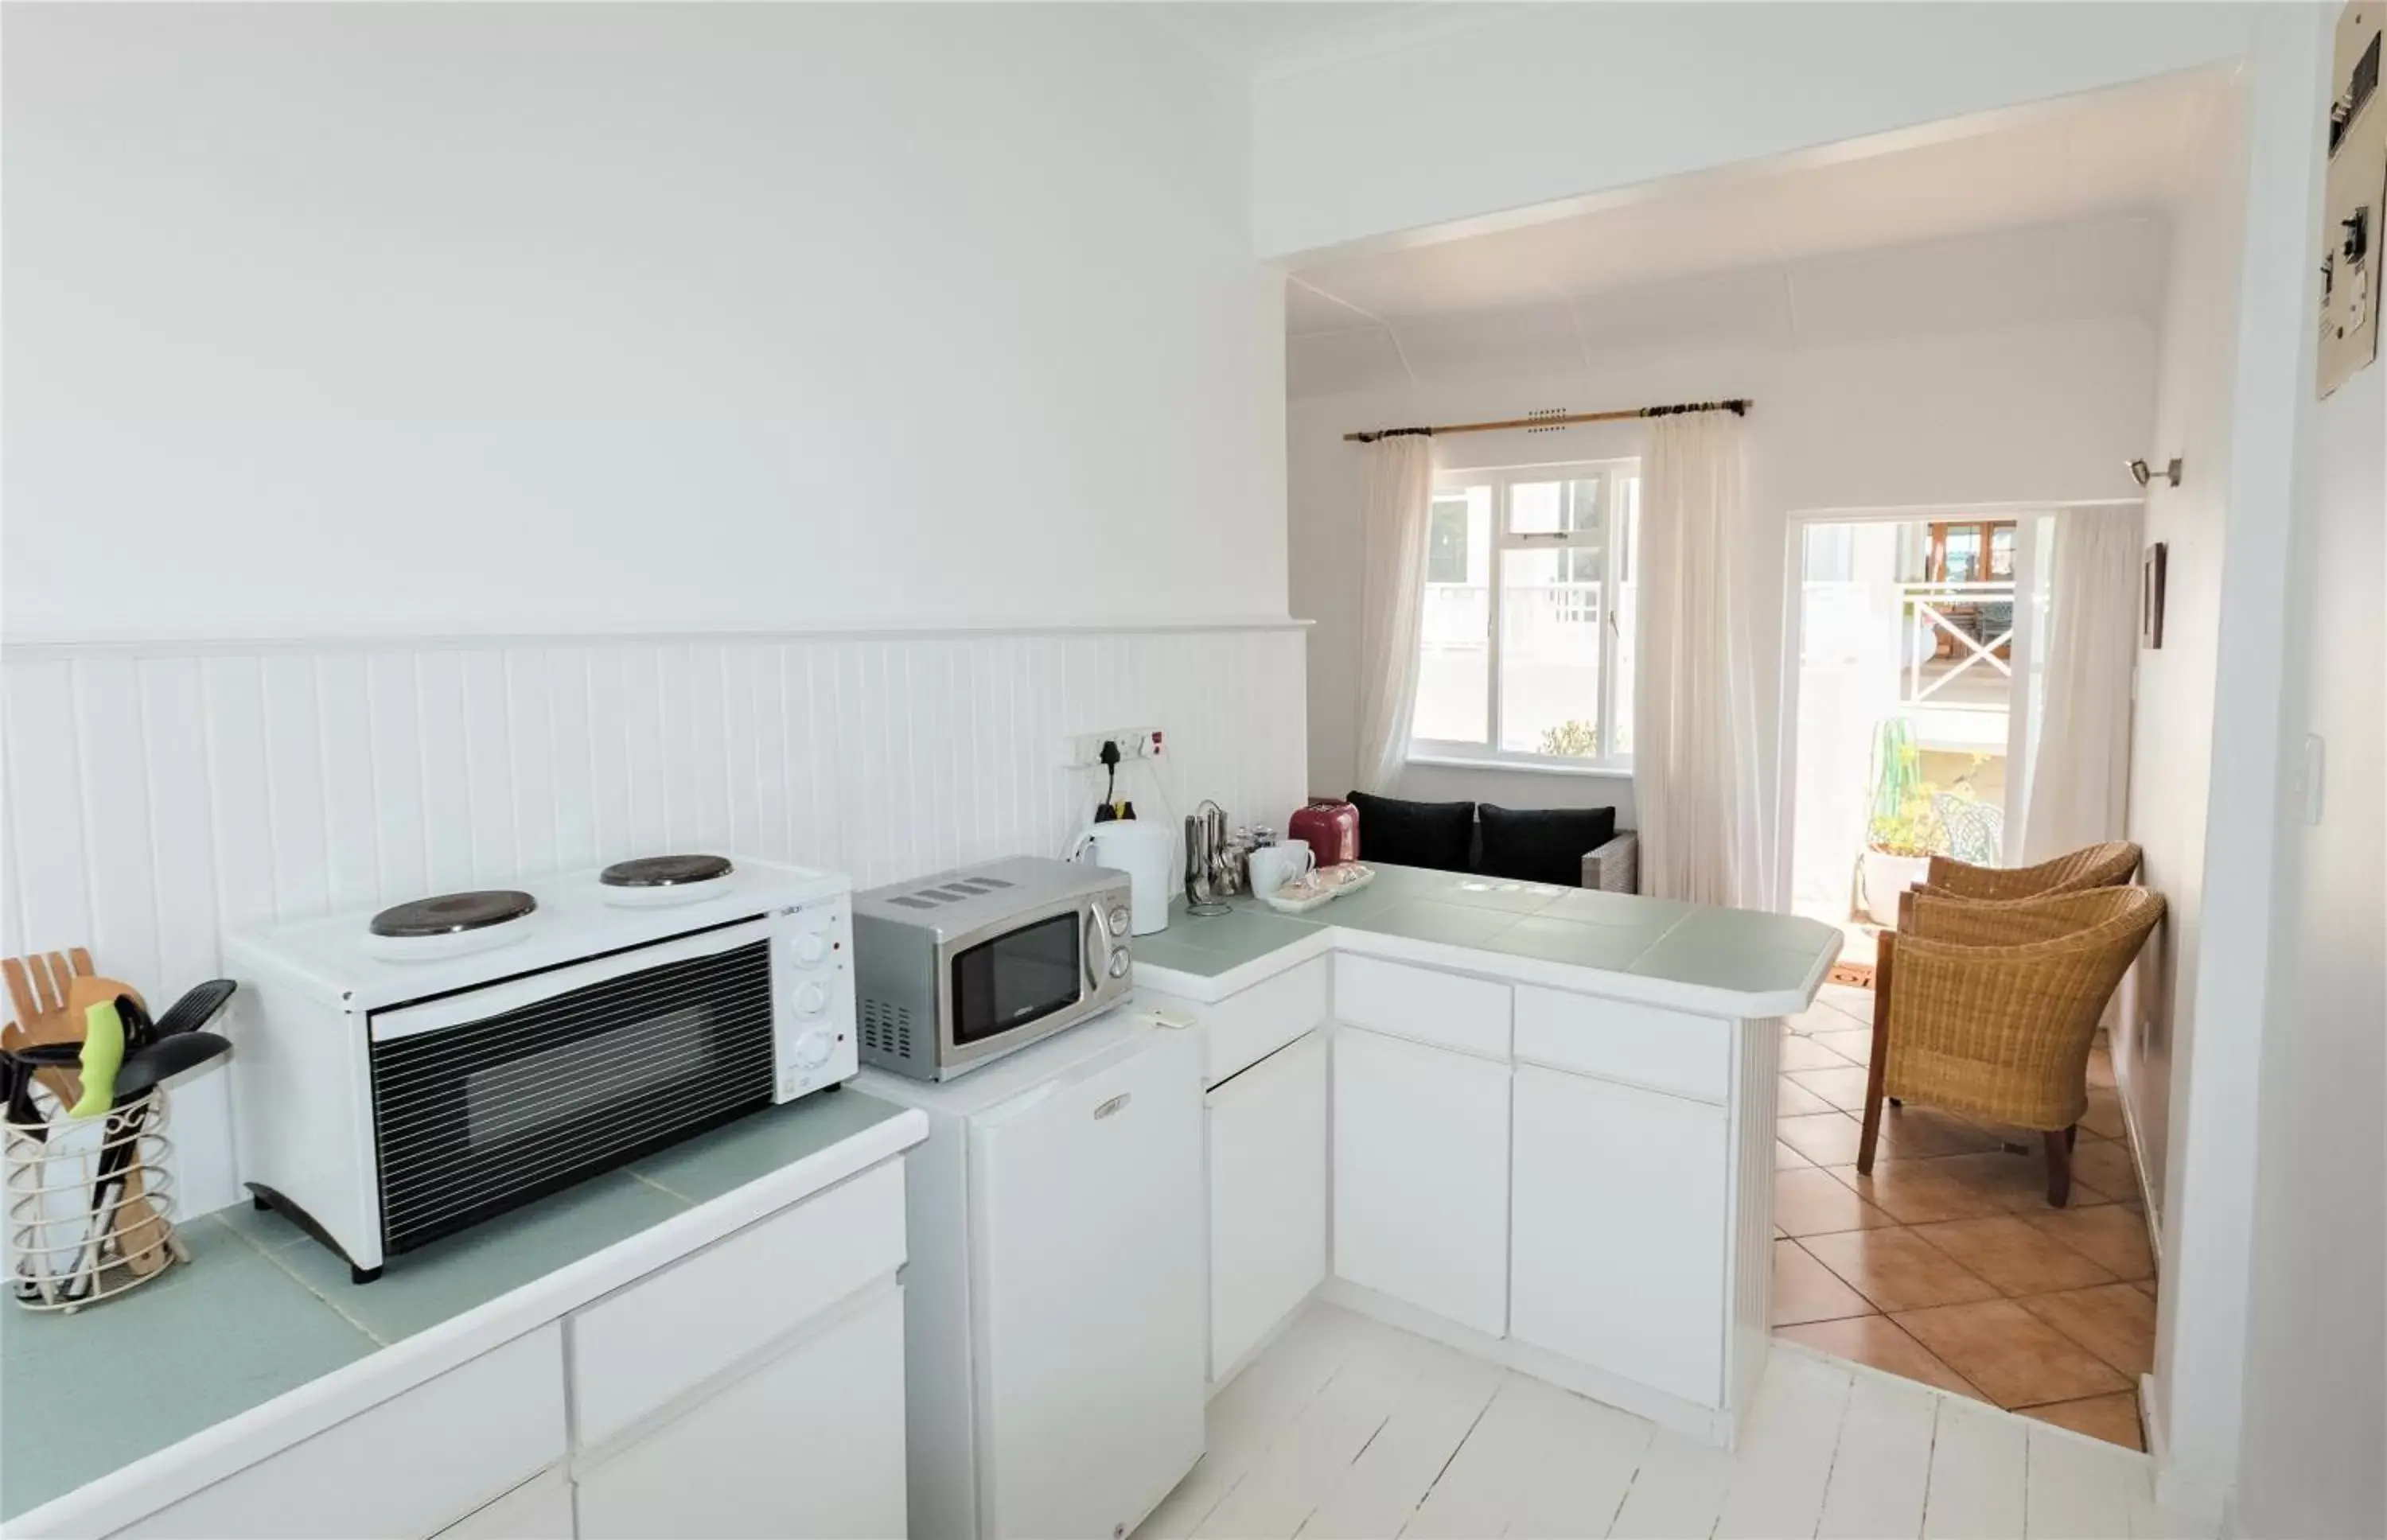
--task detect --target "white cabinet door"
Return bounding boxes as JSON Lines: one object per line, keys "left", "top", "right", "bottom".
{"left": 574, "top": 1284, "right": 907, "bottom": 1540}
{"left": 1206, "top": 1030, "right": 1327, "bottom": 1380}
{"left": 435, "top": 1468, "right": 573, "bottom": 1540}
{"left": 120, "top": 1326, "right": 567, "bottom": 1540}
{"left": 571, "top": 1158, "right": 905, "bottom": 1447}
{"left": 971, "top": 1029, "right": 1207, "bottom": 1540}
{"left": 1331, "top": 1025, "right": 1510, "bottom": 1337}
{"left": 1510, "top": 1064, "right": 1728, "bottom": 1407}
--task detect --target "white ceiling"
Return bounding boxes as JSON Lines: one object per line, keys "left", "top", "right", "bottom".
{"left": 1287, "top": 68, "right": 2224, "bottom": 398}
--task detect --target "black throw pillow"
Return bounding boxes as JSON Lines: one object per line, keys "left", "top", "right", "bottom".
{"left": 1345, "top": 790, "right": 1476, "bottom": 873}
{"left": 1476, "top": 803, "right": 1618, "bottom": 888}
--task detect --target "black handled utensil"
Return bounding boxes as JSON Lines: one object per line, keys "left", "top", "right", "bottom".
{"left": 150, "top": 980, "right": 235, "bottom": 1041}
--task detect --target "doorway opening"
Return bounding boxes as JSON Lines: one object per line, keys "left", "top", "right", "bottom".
{"left": 1786, "top": 511, "right": 2053, "bottom": 980}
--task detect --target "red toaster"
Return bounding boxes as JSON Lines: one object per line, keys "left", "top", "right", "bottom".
{"left": 1288, "top": 799, "right": 1361, "bottom": 865}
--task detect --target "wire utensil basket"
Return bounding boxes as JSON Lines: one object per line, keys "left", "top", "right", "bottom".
{"left": 6, "top": 1086, "right": 188, "bottom": 1312}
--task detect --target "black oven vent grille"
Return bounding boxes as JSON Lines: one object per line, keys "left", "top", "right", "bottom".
{"left": 370, "top": 938, "right": 776, "bottom": 1257}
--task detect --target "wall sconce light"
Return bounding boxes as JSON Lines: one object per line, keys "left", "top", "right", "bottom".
{"left": 2127, "top": 457, "right": 2184, "bottom": 488}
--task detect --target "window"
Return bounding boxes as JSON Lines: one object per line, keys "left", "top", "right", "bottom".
{"left": 1412, "top": 459, "right": 1639, "bottom": 768}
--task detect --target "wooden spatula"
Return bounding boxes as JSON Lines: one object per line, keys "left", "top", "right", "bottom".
{"left": 2, "top": 950, "right": 95, "bottom": 1110}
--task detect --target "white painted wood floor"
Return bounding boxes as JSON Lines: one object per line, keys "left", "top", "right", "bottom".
{"left": 1137, "top": 1307, "right": 2210, "bottom": 1540}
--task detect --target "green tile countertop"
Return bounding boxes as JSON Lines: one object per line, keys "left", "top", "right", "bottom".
{"left": 1133, "top": 862, "right": 1840, "bottom": 1017}
{"left": 0, "top": 1087, "right": 915, "bottom": 1523}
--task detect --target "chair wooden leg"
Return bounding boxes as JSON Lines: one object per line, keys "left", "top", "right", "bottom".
{"left": 2043, "top": 1129, "right": 2073, "bottom": 1208}
{"left": 2066, "top": 1123, "right": 2079, "bottom": 1150}
{"left": 1857, "top": 939, "right": 1893, "bottom": 1174}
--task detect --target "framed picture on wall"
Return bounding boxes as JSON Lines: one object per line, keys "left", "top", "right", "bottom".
{"left": 2142, "top": 542, "right": 2168, "bottom": 649}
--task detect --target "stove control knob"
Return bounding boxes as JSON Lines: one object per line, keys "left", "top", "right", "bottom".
{"left": 792, "top": 931, "right": 830, "bottom": 968}
{"left": 1108, "top": 905, "right": 1132, "bottom": 936}
{"left": 794, "top": 982, "right": 829, "bottom": 1017}
{"left": 1108, "top": 950, "right": 1131, "bottom": 979}
{"left": 793, "top": 1029, "right": 835, "bottom": 1070}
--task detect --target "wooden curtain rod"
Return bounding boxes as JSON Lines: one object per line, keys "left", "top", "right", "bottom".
{"left": 1342, "top": 398, "right": 1751, "bottom": 444}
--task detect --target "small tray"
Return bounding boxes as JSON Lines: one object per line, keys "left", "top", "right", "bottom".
{"left": 1258, "top": 863, "right": 1377, "bottom": 915}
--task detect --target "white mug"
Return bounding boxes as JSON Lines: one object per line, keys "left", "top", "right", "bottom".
{"left": 1246, "top": 839, "right": 1315, "bottom": 897}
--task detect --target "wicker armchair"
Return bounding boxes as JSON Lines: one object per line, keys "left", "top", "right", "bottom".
{"left": 1858, "top": 886, "right": 2164, "bottom": 1205}
{"left": 1914, "top": 841, "right": 2141, "bottom": 904}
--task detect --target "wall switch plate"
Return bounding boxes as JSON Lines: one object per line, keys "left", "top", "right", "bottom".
{"left": 1065, "top": 728, "right": 1165, "bottom": 768}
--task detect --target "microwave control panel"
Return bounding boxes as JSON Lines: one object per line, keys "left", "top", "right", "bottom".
{"left": 777, "top": 896, "right": 858, "bottom": 1101}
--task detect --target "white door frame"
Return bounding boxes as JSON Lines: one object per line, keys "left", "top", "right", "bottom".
{"left": 1770, "top": 499, "right": 2138, "bottom": 915}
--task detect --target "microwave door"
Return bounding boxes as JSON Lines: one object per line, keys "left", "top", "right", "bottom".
{"left": 948, "top": 909, "right": 1086, "bottom": 1049}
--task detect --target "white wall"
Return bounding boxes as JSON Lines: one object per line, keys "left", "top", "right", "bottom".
{"left": 2118, "top": 70, "right": 2249, "bottom": 1252}
{"left": 2230, "top": 359, "right": 2385, "bottom": 1540}
{"left": 1, "top": 5, "right": 1309, "bottom": 1220}
{"left": 3, "top": 4, "right": 1287, "bottom": 641}
{"left": 2140, "top": 9, "right": 2342, "bottom": 1525}
{"left": 1290, "top": 316, "right": 2156, "bottom": 830}
{"left": 1252, "top": 2, "right": 2264, "bottom": 260}
{"left": 0, "top": 628, "right": 1309, "bottom": 1221}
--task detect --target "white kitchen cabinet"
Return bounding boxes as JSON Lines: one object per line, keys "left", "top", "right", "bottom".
{"left": 574, "top": 1282, "right": 908, "bottom": 1540}
{"left": 1206, "top": 1030, "right": 1327, "bottom": 1381}
{"left": 570, "top": 1160, "right": 906, "bottom": 1447}
{"left": 434, "top": 1468, "right": 573, "bottom": 1540}
{"left": 117, "top": 1325, "right": 567, "bottom": 1540}
{"left": 1513, "top": 984, "right": 1729, "bottom": 1104}
{"left": 1333, "top": 955, "right": 1510, "bottom": 1060}
{"left": 1509, "top": 1063, "right": 1729, "bottom": 1407}
{"left": 1331, "top": 1025, "right": 1510, "bottom": 1337}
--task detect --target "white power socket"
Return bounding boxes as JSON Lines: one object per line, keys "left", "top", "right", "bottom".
{"left": 1064, "top": 728, "right": 1166, "bottom": 768}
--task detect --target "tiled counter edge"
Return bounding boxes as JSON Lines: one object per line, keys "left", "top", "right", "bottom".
{"left": 7, "top": 1107, "right": 929, "bottom": 1540}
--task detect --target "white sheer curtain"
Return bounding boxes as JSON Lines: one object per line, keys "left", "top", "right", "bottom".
{"left": 2021, "top": 507, "right": 2141, "bottom": 861}
{"left": 1353, "top": 434, "right": 1435, "bottom": 793}
{"left": 1634, "top": 411, "right": 1767, "bottom": 905}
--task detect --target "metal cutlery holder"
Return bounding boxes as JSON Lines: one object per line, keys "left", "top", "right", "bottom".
{"left": 6, "top": 1087, "right": 189, "bottom": 1312}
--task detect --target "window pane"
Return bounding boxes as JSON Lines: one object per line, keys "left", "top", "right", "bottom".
{"left": 1415, "top": 485, "right": 1491, "bottom": 744}
{"left": 1499, "top": 545, "right": 1602, "bottom": 757}
{"left": 1988, "top": 524, "right": 2016, "bottom": 580}
{"left": 1426, "top": 495, "right": 1472, "bottom": 584}
{"left": 1505, "top": 475, "right": 1603, "bottom": 536}
{"left": 1945, "top": 527, "right": 1982, "bottom": 582}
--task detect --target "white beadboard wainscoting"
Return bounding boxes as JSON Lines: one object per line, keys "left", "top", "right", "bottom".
{"left": 0, "top": 623, "right": 1308, "bottom": 1219}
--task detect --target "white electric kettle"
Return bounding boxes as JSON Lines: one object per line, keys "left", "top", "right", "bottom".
{"left": 1066, "top": 819, "right": 1173, "bottom": 935}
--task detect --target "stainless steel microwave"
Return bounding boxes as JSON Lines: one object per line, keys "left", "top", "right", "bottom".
{"left": 851, "top": 856, "right": 1133, "bottom": 1080}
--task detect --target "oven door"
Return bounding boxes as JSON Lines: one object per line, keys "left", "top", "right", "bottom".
{"left": 937, "top": 896, "right": 1103, "bottom": 1074}
{"left": 366, "top": 919, "right": 779, "bottom": 1257}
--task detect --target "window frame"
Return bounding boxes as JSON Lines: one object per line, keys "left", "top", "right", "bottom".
{"left": 1408, "top": 457, "right": 1639, "bottom": 774}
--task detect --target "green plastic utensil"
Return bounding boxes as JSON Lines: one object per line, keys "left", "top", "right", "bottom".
{"left": 68, "top": 999, "right": 125, "bottom": 1118}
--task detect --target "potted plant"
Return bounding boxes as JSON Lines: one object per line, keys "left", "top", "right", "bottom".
{"left": 1859, "top": 718, "right": 1943, "bottom": 927}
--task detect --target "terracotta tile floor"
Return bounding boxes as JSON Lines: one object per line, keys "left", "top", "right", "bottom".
{"left": 1770, "top": 982, "right": 2159, "bottom": 1450}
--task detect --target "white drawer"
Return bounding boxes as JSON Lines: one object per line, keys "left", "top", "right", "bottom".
{"left": 1201, "top": 957, "right": 1330, "bottom": 1087}
{"left": 1333, "top": 954, "right": 1510, "bottom": 1061}
{"left": 121, "top": 1326, "right": 566, "bottom": 1540}
{"left": 570, "top": 1158, "right": 906, "bottom": 1449}
{"left": 1513, "top": 985, "right": 1730, "bottom": 1103}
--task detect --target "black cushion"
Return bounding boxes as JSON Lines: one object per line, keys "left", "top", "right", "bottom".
{"left": 1477, "top": 803, "right": 1618, "bottom": 887}
{"left": 1346, "top": 790, "right": 1476, "bottom": 873}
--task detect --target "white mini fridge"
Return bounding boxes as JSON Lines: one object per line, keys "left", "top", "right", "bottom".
{"left": 858, "top": 1010, "right": 1206, "bottom": 1540}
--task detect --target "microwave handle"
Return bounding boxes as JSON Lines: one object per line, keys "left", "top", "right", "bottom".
{"left": 1082, "top": 908, "right": 1102, "bottom": 994}
{"left": 369, "top": 916, "right": 778, "bottom": 1042}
